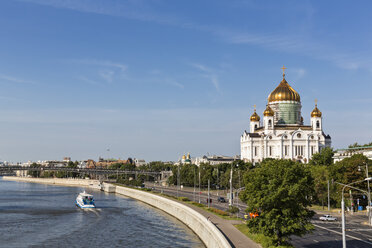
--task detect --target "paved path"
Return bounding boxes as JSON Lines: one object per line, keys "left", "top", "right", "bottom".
{"left": 181, "top": 202, "right": 261, "bottom": 248}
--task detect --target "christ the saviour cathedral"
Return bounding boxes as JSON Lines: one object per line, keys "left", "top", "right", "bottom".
{"left": 240, "top": 67, "right": 331, "bottom": 163}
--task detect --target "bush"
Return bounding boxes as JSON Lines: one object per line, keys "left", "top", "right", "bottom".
{"left": 191, "top": 202, "right": 205, "bottom": 208}
{"left": 178, "top": 197, "right": 190, "bottom": 202}
{"left": 228, "top": 206, "right": 239, "bottom": 214}
{"left": 209, "top": 207, "right": 229, "bottom": 216}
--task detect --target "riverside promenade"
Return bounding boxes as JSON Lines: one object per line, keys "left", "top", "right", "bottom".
{"left": 181, "top": 201, "right": 260, "bottom": 248}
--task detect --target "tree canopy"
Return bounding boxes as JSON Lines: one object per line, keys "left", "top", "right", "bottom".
{"left": 240, "top": 159, "right": 315, "bottom": 245}
{"left": 308, "top": 147, "right": 334, "bottom": 166}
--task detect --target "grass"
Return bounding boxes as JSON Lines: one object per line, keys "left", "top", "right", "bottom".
{"left": 310, "top": 204, "right": 341, "bottom": 213}
{"left": 234, "top": 224, "right": 293, "bottom": 248}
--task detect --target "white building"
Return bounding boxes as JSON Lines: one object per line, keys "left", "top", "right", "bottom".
{"left": 194, "top": 155, "right": 239, "bottom": 166}
{"left": 240, "top": 68, "right": 331, "bottom": 163}
{"left": 333, "top": 146, "right": 372, "bottom": 162}
{"left": 134, "top": 158, "right": 146, "bottom": 167}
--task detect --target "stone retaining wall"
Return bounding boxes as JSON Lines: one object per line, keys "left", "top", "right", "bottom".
{"left": 114, "top": 184, "right": 232, "bottom": 248}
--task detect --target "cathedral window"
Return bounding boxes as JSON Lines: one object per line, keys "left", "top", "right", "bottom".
{"left": 284, "top": 146, "right": 289, "bottom": 156}
{"left": 269, "top": 146, "right": 272, "bottom": 156}
{"left": 297, "top": 133, "right": 301, "bottom": 138}
{"left": 268, "top": 120, "right": 272, "bottom": 127}
{"left": 316, "top": 121, "right": 320, "bottom": 128}
{"left": 254, "top": 124, "right": 257, "bottom": 129}
{"left": 254, "top": 147, "right": 257, "bottom": 156}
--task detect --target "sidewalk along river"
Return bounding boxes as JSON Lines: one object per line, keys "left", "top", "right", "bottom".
{"left": 0, "top": 178, "right": 205, "bottom": 248}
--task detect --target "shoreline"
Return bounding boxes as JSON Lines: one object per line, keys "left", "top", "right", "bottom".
{"left": 1, "top": 176, "right": 231, "bottom": 248}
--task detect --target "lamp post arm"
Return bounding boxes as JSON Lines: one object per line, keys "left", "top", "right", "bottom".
{"left": 334, "top": 181, "right": 369, "bottom": 196}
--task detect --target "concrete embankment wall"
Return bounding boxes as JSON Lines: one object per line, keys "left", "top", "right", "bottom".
{"left": 114, "top": 184, "right": 232, "bottom": 248}
{"left": 1, "top": 176, "right": 100, "bottom": 188}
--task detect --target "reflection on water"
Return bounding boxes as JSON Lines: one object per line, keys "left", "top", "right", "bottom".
{"left": 0, "top": 178, "right": 205, "bottom": 248}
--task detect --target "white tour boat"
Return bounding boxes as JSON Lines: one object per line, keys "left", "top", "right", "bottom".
{"left": 76, "top": 191, "right": 96, "bottom": 209}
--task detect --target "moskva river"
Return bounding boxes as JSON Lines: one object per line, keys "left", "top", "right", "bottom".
{"left": 0, "top": 179, "right": 204, "bottom": 248}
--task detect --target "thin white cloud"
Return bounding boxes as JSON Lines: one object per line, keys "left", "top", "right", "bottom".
{"left": 78, "top": 76, "right": 102, "bottom": 86}
{"left": 19, "top": 0, "right": 178, "bottom": 25}
{"left": 72, "top": 59, "right": 127, "bottom": 72}
{"left": 0, "top": 74, "right": 37, "bottom": 85}
{"left": 99, "top": 70, "right": 115, "bottom": 83}
{"left": 167, "top": 80, "right": 184, "bottom": 89}
{"left": 191, "top": 63, "right": 220, "bottom": 92}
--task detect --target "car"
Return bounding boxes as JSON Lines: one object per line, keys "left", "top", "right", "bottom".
{"left": 319, "top": 215, "right": 337, "bottom": 221}
{"left": 249, "top": 212, "right": 259, "bottom": 218}
{"left": 217, "top": 197, "right": 226, "bottom": 203}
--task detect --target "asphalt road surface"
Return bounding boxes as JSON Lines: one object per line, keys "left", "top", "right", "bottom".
{"left": 146, "top": 183, "right": 372, "bottom": 248}
{"left": 292, "top": 213, "right": 372, "bottom": 248}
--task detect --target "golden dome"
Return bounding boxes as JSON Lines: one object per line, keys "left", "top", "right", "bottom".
{"left": 311, "top": 104, "right": 322, "bottom": 117}
{"left": 182, "top": 155, "right": 186, "bottom": 159}
{"left": 263, "top": 105, "right": 274, "bottom": 116}
{"left": 268, "top": 78, "right": 300, "bottom": 103}
{"left": 250, "top": 111, "right": 260, "bottom": 122}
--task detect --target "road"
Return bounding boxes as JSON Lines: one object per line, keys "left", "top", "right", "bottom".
{"left": 145, "top": 183, "right": 247, "bottom": 218}
{"left": 292, "top": 213, "right": 372, "bottom": 248}
{"left": 146, "top": 183, "right": 372, "bottom": 248}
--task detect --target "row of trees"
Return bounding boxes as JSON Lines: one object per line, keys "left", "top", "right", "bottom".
{"left": 308, "top": 147, "right": 371, "bottom": 208}
{"left": 167, "top": 160, "right": 252, "bottom": 189}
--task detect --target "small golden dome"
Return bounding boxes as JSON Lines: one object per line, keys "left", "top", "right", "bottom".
{"left": 182, "top": 155, "right": 186, "bottom": 159}
{"left": 263, "top": 105, "right": 274, "bottom": 116}
{"left": 268, "top": 78, "right": 300, "bottom": 103}
{"left": 311, "top": 105, "right": 322, "bottom": 117}
{"left": 250, "top": 111, "right": 260, "bottom": 122}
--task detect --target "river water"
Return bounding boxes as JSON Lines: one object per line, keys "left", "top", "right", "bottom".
{"left": 0, "top": 178, "right": 205, "bottom": 248}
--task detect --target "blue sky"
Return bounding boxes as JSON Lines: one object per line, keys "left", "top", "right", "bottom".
{"left": 0, "top": 0, "right": 371, "bottom": 162}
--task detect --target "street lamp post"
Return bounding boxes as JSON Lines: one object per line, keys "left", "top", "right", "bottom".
{"left": 198, "top": 166, "right": 201, "bottom": 204}
{"left": 177, "top": 164, "right": 180, "bottom": 198}
{"left": 365, "top": 162, "right": 371, "bottom": 225}
{"left": 229, "top": 164, "right": 233, "bottom": 206}
{"left": 341, "top": 177, "right": 372, "bottom": 248}
{"left": 193, "top": 166, "right": 196, "bottom": 202}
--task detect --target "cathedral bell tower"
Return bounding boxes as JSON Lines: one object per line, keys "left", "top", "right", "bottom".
{"left": 311, "top": 99, "right": 322, "bottom": 131}
{"left": 250, "top": 105, "right": 260, "bottom": 133}
{"left": 263, "top": 104, "right": 274, "bottom": 134}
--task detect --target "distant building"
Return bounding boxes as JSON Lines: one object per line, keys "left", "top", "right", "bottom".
{"left": 333, "top": 146, "right": 372, "bottom": 162}
{"left": 194, "top": 155, "right": 239, "bottom": 166}
{"left": 63, "top": 157, "right": 71, "bottom": 162}
{"left": 86, "top": 157, "right": 134, "bottom": 168}
{"left": 180, "top": 153, "right": 192, "bottom": 164}
{"left": 134, "top": 158, "right": 146, "bottom": 167}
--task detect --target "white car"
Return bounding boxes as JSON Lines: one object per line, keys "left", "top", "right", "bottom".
{"left": 319, "top": 215, "right": 337, "bottom": 221}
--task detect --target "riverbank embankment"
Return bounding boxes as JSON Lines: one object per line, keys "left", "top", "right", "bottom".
{"left": 2, "top": 176, "right": 101, "bottom": 188}
{"left": 1, "top": 177, "right": 232, "bottom": 248}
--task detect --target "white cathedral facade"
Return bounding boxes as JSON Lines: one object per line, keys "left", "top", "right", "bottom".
{"left": 240, "top": 68, "right": 331, "bottom": 163}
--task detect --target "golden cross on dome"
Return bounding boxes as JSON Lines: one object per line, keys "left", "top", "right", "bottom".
{"left": 281, "top": 66, "right": 287, "bottom": 78}
{"left": 315, "top": 99, "right": 318, "bottom": 106}
{"left": 253, "top": 104, "right": 256, "bottom": 111}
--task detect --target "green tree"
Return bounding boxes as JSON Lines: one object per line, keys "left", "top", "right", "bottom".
{"left": 29, "top": 163, "right": 42, "bottom": 177}
{"left": 240, "top": 159, "right": 315, "bottom": 245}
{"left": 308, "top": 147, "right": 334, "bottom": 166}
{"left": 309, "top": 165, "right": 329, "bottom": 208}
